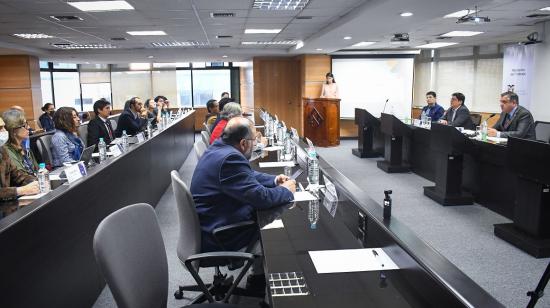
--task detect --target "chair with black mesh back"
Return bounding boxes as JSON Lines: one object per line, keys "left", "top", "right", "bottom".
{"left": 170, "top": 171, "right": 262, "bottom": 304}
{"left": 37, "top": 134, "right": 53, "bottom": 167}
{"left": 470, "top": 113, "right": 482, "bottom": 127}
{"left": 535, "top": 121, "right": 550, "bottom": 143}
{"left": 93, "top": 203, "right": 243, "bottom": 308}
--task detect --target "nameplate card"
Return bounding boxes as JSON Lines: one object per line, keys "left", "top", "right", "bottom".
{"left": 65, "top": 162, "right": 87, "bottom": 184}
{"left": 109, "top": 144, "right": 123, "bottom": 157}
{"left": 136, "top": 132, "right": 145, "bottom": 143}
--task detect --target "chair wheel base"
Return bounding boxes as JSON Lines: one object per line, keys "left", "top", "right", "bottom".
{"left": 174, "top": 287, "right": 184, "bottom": 300}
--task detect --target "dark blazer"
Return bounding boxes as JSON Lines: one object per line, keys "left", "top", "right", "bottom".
{"left": 115, "top": 109, "right": 147, "bottom": 137}
{"left": 87, "top": 117, "right": 115, "bottom": 148}
{"left": 38, "top": 113, "right": 55, "bottom": 132}
{"left": 190, "top": 139, "right": 294, "bottom": 252}
{"left": 0, "top": 147, "right": 35, "bottom": 201}
{"left": 419, "top": 103, "right": 445, "bottom": 122}
{"left": 492, "top": 105, "right": 535, "bottom": 139}
{"left": 441, "top": 105, "right": 475, "bottom": 130}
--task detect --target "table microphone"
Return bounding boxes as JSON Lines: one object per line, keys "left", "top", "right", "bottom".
{"left": 488, "top": 113, "right": 496, "bottom": 119}
{"left": 382, "top": 99, "right": 389, "bottom": 114}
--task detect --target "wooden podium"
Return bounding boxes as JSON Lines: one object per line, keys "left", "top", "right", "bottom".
{"left": 303, "top": 97, "right": 340, "bottom": 147}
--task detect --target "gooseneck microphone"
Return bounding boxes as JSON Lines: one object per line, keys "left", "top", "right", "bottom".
{"left": 382, "top": 99, "right": 389, "bottom": 114}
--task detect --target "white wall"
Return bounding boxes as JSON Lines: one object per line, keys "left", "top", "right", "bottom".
{"left": 531, "top": 21, "right": 550, "bottom": 122}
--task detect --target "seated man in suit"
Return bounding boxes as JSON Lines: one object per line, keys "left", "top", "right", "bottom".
{"left": 419, "top": 91, "right": 445, "bottom": 122}
{"left": 87, "top": 99, "right": 115, "bottom": 149}
{"left": 439, "top": 92, "right": 475, "bottom": 130}
{"left": 487, "top": 91, "right": 535, "bottom": 139}
{"left": 190, "top": 116, "right": 296, "bottom": 253}
{"left": 115, "top": 97, "right": 148, "bottom": 137}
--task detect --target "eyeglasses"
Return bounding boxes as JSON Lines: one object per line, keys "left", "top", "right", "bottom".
{"left": 14, "top": 122, "right": 30, "bottom": 130}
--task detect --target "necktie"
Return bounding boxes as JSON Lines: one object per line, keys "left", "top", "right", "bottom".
{"left": 451, "top": 109, "right": 456, "bottom": 123}
{"left": 503, "top": 113, "right": 512, "bottom": 130}
{"left": 105, "top": 120, "right": 113, "bottom": 140}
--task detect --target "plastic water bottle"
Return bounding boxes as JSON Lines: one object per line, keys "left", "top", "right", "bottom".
{"left": 277, "top": 123, "right": 285, "bottom": 145}
{"left": 98, "top": 138, "right": 107, "bottom": 162}
{"left": 122, "top": 130, "right": 129, "bottom": 152}
{"left": 284, "top": 133, "right": 293, "bottom": 160}
{"left": 481, "top": 121, "right": 488, "bottom": 141}
{"left": 307, "top": 148, "right": 319, "bottom": 185}
{"left": 147, "top": 123, "right": 152, "bottom": 139}
{"left": 37, "top": 163, "right": 50, "bottom": 193}
{"left": 308, "top": 200, "right": 319, "bottom": 229}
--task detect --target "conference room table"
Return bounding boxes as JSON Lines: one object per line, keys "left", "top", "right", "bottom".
{"left": 253, "top": 140, "right": 503, "bottom": 307}
{"left": 0, "top": 111, "right": 195, "bottom": 308}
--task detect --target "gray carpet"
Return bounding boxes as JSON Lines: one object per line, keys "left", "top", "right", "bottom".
{"left": 94, "top": 139, "right": 550, "bottom": 308}
{"left": 316, "top": 140, "right": 550, "bottom": 308}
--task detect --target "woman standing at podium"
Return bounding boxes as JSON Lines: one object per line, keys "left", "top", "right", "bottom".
{"left": 320, "top": 72, "right": 339, "bottom": 99}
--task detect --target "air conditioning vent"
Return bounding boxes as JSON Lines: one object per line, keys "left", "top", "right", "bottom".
{"left": 50, "top": 15, "right": 83, "bottom": 21}
{"left": 219, "top": 45, "right": 231, "bottom": 48}
{"left": 216, "top": 35, "right": 233, "bottom": 39}
{"left": 210, "top": 12, "right": 235, "bottom": 18}
{"left": 436, "top": 36, "right": 453, "bottom": 40}
{"left": 110, "top": 37, "right": 127, "bottom": 41}
{"left": 296, "top": 16, "right": 313, "bottom": 19}
{"left": 526, "top": 13, "right": 550, "bottom": 18}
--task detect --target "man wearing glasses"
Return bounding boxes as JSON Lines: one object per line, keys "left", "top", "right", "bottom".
{"left": 487, "top": 91, "right": 535, "bottom": 139}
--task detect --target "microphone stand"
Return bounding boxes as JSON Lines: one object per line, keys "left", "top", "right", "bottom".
{"left": 527, "top": 262, "right": 550, "bottom": 308}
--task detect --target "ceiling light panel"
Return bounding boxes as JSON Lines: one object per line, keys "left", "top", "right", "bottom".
{"left": 151, "top": 41, "right": 210, "bottom": 47}
{"left": 352, "top": 41, "right": 376, "bottom": 47}
{"left": 444, "top": 9, "right": 477, "bottom": 18}
{"left": 416, "top": 42, "right": 458, "bottom": 48}
{"left": 241, "top": 41, "right": 297, "bottom": 45}
{"left": 441, "top": 31, "right": 483, "bottom": 37}
{"left": 67, "top": 1, "right": 134, "bottom": 12}
{"left": 127, "top": 31, "right": 167, "bottom": 36}
{"left": 13, "top": 33, "right": 53, "bottom": 39}
{"left": 540, "top": 7, "right": 550, "bottom": 11}
{"left": 51, "top": 43, "right": 117, "bottom": 49}
{"left": 253, "top": 0, "right": 310, "bottom": 10}
{"left": 245, "top": 29, "right": 281, "bottom": 34}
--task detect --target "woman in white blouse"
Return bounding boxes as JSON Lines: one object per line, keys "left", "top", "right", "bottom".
{"left": 320, "top": 72, "right": 339, "bottom": 99}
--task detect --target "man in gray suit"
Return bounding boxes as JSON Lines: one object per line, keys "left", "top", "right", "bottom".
{"left": 488, "top": 91, "right": 535, "bottom": 139}
{"left": 439, "top": 92, "right": 475, "bottom": 130}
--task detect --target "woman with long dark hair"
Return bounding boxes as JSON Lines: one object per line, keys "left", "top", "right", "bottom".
{"left": 320, "top": 72, "right": 339, "bottom": 99}
{"left": 51, "top": 107, "right": 84, "bottom": 167}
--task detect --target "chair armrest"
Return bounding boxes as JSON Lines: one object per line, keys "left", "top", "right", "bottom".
{"left": 185, "top": 251, "right": 256, "bottom": 264}
{"left": 212, "top": 220, "right": 258, "bottom": 251}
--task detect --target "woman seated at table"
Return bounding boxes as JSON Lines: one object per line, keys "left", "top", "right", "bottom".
{"left": 209, "top": 102, "right": 242, "bottom": 144}
{"left": 144, "top": 98, "right": 161, "bottom": 128}
{"left": 39, "top": 103, "right": 55, "bottom": 132}
{"left": 2, "top": 109, "right": 39, "bottom": 175}
{"left": 51, "top": 107, "right": 84, "bottom": 168}
{"left": 0, "top": 117, "right": 39, "bottom": 199}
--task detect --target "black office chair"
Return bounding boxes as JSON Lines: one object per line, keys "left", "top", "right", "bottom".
{"left": 535, "top": 121, "right": 550, "bottom": 143}
{"left": 170, "top": 171, "right": 262, "bottom": 304}
{"left": 93, "top": 203, "right": 241, "bottom": 308}
{"left": 470, "top": 113, "right": 482, "bottom": 127}
{"left": 37, "top": 134, "right": 53, "bottom": 167}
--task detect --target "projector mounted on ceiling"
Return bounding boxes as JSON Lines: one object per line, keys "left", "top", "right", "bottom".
{"left": 520, "top": 32, "right": 542, "bottom": 45}
{"left": 456, "top": 7, "right": 491, "bottom": 24}
{"left": 390, "top": 33, "right": 409, "bottom": 45}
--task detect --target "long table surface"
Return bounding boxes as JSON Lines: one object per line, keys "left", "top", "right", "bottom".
{"left": 254, "top": 140, "right": 503, "bottom": 308}
{"left": 0, "top": 111, "right": 195, "bottom": 308}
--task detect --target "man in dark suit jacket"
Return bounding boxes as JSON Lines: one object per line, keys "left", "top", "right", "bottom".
{"left": 439, "top": 92, "right": 475, "bottom": 130}
{"left": 87, "top": 99, "right": 115, "bottom": 149}
{"left": 190, "top": 117, "right": 296, "bottom": 253}
{"left": 488, "top": 92, "right": 535, "bottom": 139}
{"left": 115, "top": 97, "right": 148, "bottom": 137}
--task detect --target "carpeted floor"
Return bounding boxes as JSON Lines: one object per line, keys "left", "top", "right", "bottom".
{"left": 94, "top": 139, "right": 550, "bottom": 308}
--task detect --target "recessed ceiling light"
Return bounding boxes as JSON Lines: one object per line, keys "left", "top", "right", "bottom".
{"left": 316, "top": 48, "right": 323, "bottom": 51}
{"left": 441, "top": 31, "right": 483, "bottom": 37}
{"left": 241, "top": 41, "right": 298, "bottom": 45}
{"left": 400, "top": 12, "right": 413, "bottom": 17}
{"left": 253, "top": 0, "right": 310, "bottom": 10}
{"left": 127, "top": 31, "right": 167, "bottom": 36}
{"left": 67, "top": 1, "right": 134, "bottom": 12}
{"left": 13, "top": 33, "right": 53, "bottom": 39}
{"left": 444, "top": 9, "right": 477, "bottom": 18}
{"left": 147, "top": 55, "right": 154, "bottom": 59}
{"left": 245, "top": 29, "right": 281, "bottom": 34}
{"left": 295, "top": 41, "right": 304, "bottom": 49}
{"left": 352, "top": 41, "right": 376, "bottom": 47}
{"left": 222, "top": 55, "right": 228, "bottom": 58}
{"left": 416, "top": 42, "right": 458, "bottom": 48}
{"left": 343, "top": 36, "right": 352, "bottom": 40}
{"left": 539, "top": 7, "right": 550, "bottom": 11}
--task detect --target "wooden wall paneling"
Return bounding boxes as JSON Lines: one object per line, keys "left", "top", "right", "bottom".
{"left": 0, "top": 89, "right": 34, "bottom": 112}
{"left": 0, "top": 56, "right": 31, "bottom": 89}
{"left": 340, "top": 119, "right": 357, "bottom": 138}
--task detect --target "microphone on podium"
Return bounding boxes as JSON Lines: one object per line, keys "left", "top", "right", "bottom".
{"left": 382, "top": 99, "right": 390, "bottom": 114}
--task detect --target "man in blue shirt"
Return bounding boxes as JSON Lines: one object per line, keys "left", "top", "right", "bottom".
{"left": 419, "top": 91, "right": 444, "bottom": 122}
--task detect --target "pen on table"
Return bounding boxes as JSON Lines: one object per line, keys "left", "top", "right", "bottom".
{"left": 372, "top": 249, "right": 384, "bottom": 267}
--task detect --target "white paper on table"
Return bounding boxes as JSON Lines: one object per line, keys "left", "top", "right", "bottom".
{"left": 263, "top": 146, "right": 284, "bottom": 152}
{"left": 308, "top": 248, "right": 399, "bottom": 274}
{"left": 18, "top": 192, "right": 48, "bottom": 200}
{"left": 293, "top": 191, "right": 318, "bottom": 202}
{"left": 92, "top": 152, "right": 114, "bottom": 158}
{"left": 259, "top": 161, "right": 295, "bottom": 168}
{"left": 261, "top": 219, "right": 284, "bottom": 230}
{"left": 487, "top": 136, "right": 508, "bottom": 143}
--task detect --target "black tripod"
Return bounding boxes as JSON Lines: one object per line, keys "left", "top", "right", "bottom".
{"left": 527, "top": 262, "right": 550, "bottom": 308}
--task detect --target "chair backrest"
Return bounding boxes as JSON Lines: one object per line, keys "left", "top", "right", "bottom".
{"left": 78, "top": 124, "right": 88, "bottom": 147}
{"left": 470, "top": 113, "right": 482, "bottom": 127}
{"left": 110, "top": 119, "right": 118, "bottom": 132}
{"left": 194, "top": 140, "right": 207, "bottom": 159}
{"left": 203, "top": 122, "right": 211, "bottom": 134}
{"left": 170, "top": 171, "right": 201, "bottom": 264}
{"left": 535, "top": 121, "right": 550, "bottom": 143}
{"left": 37, "top": 135, "right": 53, "bottom": 166}
{"left": 201, "top": 130, "right": 210, "bottom": 146}
{"left": 93, "top": 203, "right": 168, "bottom": 308}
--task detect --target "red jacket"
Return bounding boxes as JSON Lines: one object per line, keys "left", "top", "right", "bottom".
{"left": 209, "top": 119, "right": 228, "bottom": 144}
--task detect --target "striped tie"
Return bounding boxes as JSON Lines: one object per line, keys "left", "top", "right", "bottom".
{"left": 503, "top": 113, "right": 512, "bottom": 130}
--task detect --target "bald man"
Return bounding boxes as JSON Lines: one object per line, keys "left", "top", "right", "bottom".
{"left": 191, "top": 117, "right": 296, "bottom": 253}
